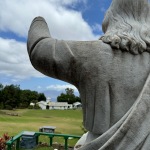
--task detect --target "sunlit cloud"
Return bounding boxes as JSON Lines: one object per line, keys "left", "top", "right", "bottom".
{"left": 46, "top": 84, "right": 78, "bottom": 92}
{"left": 0, "top": 37, "right": 44, "bottom": 80}
{"left": 0, "top": 0, "right": 96, "bottom": 40}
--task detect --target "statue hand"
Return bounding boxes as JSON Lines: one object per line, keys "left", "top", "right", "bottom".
{"left": 27, "top": 16, "right": 51, "bottom": 54}
{"left": 31, "top": 16, "right": 51, "bottom": 38}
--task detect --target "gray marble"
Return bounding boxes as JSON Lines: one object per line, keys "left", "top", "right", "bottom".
{"left": 27, "top": 0, "right": 150, "bottom": 149}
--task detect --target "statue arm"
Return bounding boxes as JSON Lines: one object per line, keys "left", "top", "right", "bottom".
{"left": 27, "top": 17, "right": 87, "bottom": 86}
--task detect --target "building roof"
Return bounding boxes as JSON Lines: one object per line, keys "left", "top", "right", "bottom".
{"left": 73, "top": 102, "right": 81, "bottom": 106}
{"left": 48, "top": 102, "right": 71, "bottom": 107}
{"left": 37, "top": 101, "right": 47, "bottom": 105}
{"left": 37, "top": 101, "right": 72, "bottom": 107}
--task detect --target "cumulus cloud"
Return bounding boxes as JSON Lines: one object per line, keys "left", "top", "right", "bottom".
{"left": 45, "top": 84, "right": 79, "bottom": 100}
{"left": 0, "top": 0, "right": 97, "bottom": 40}
{"left": 0, "top": 0, "right": 100, "bottom": 82}
{"left": 49, "top": 0, "right": 87, "bottom": 6}
{"left": 0, "top": 37, "right": 44, "bottom": 81}
{"left": 46, "top": 84, "right": 78, "bottom": 93}
{"left": 92, "top": 23, "right": 102, "bottom": 33}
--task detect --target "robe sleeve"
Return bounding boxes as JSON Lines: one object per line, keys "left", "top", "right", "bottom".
{"left": 27, "top": 17, "right": 103, "bottom": 87}
{"left": 27, "top": 17, "right": 83, "bottom": 86}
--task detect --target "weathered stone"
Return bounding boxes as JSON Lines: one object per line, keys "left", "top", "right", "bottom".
{"left": 27, "top": 0, "right": 150, "bottom": 149}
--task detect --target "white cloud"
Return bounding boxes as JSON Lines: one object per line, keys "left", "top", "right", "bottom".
{"left": 92, "top": 23, "right": 102, "bottom": 33}
{"left": 49, "top": 0, "right": 87, "bottom": 6}
{"left": 0, "top": 37, "right": 44, "bottom": 81}
{"left": 0, "top": 0, "right": 100, "bottom": 82}
{"left": 46, "top": 84, "right": 78, "bottom": 93}
{"left": 0, "top": 0, "right": 97, "bottom": 40}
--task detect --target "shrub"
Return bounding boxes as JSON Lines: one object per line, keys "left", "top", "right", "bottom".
{"left": 0, "top": 102, "right": 4, "bottom": 109}
{"left": 28, "top": 105, "right": 34, "bottom": 109}
{"left": 34, "top": 104, "right": 41, "bottom": 109}
{"left": 5, "top": 105, "right": 13, "bottom": 110}
{"left": 0, "top": 133, "right": 10, "bottom": 150}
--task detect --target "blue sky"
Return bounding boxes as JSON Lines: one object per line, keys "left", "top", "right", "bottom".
{"left": 0, "top": 0, "right": 111, "bottom": 101}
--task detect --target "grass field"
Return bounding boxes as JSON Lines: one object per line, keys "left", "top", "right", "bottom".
{"left": 0, "top": 109, "right": 83, "bottom": 148}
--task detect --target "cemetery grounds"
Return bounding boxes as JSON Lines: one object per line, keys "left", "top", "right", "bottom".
{"left": 0, "top": 109, "right": 83, "bottom": 149}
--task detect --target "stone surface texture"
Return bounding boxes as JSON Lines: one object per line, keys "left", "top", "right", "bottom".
{"left": 27, "top": 0, "right": 150, "bottom": 149}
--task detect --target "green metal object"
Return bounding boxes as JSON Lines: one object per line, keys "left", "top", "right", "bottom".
{"left": 7, "top": 144, "right": 11, "bottom": 150}
{"left": 6, "top": 132, "right": 23, "bottom": 150}
{"left": 36, "top": 135, "right": 39, "bottom": 145}
{"left": 6, "top": 131, "right": 81, "bottom": 150}
{"left": 64, "top": 136, "right": 68, "bottom": 150}
{"left": 16, "top": 138, "right": 20, "bottom": 150}
{"left": 49, "top": 134, "right": 54, "bottom": 146}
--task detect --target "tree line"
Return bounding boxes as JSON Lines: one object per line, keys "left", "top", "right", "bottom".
{"left": 0, "top": 83, "right": 81, "bottom": 110}
{"left": 0, "top": 83, "right": 46, "bottom": 110}
{"left": 57, "top": 88, "right": 81, "bottom": 104}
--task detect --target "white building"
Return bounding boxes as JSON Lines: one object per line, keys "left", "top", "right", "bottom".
{"left": 48, "top": 102, "right": 72, "bottom": 110}
{"left": 37, "top": 101, "right": 47, "bottom": 110}
{"left": 37, "top": 101, "right": 72, "bottom": 110}
{"left": 29, "top": 102, "right": 35, "bottom": 106}
{"left": 73, "top": 102, "right": 82, "bottom": 109}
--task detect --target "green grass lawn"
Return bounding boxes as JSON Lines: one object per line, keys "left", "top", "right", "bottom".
{"left": 0, "top": 109, "right": 83, "bottom": 149}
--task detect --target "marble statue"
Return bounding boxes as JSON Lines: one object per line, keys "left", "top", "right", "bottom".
{"left": 27, "top": 0, "right": 150, "bottom": 149}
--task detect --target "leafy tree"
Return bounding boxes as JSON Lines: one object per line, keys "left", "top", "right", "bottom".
{"left": 0, "top": 84, "right": 3, "bottom": 91}
{"left": 38, "top": 93, "right": 46, "bottom": 101}
{"left": 0, "top": 83, "right": 47, "bottom": 109}
{"left": 65, "top": 88, "right": 74, "bottom": 95}
{"left": 20, "top": 90, "right": 39, "bottom": 108}
{"left": 75, "top": 96, "right": 81, "bottom": 103}
{"left": 57, "top": 88, "right": 81, "bottom": 104}
{"left": 20, "top": 90, "right": 31, "bottom": 108}
{"left": 0, "top": 84, "right": 4, "bottom": 109}
{"left": 3, "top": 85, "right": 20, "bottom": 109}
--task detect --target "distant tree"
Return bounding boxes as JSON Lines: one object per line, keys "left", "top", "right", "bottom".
{"left": 0, "top": 83, "right": 47, "bottom": 109}
{"left": 38, "top": 93, "right": 46, "bottom": 101}
{"left": 0, "top": 84, "right": 3, "bottom": 91}
{"left": 65, "top": 88, "right": 74, "bottom": 96}
{"left": 57, "top": 88, "right": 81, "bottom": 104}
{"left": 20, "top": 90, "right": 31, "bottom": 108}
{"left": 2, "top": 84, "right": 21, "bottom": 109}
{"left": 0, "top": 84, "right": 4, "bottom": 109}
{"left": 75, "top": 96, "right": 81, "bottom": 103}
{"left": 20, "top": 90, "right": 39, "bottom": 108}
